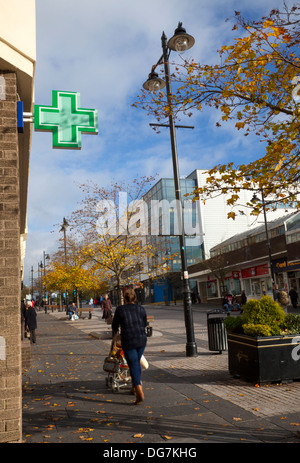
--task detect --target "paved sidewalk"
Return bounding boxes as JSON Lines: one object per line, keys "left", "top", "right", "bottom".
{"left": 21, "top": 305, "right": 300, "bottom": 447}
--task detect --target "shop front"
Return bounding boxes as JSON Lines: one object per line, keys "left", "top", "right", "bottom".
{"left": 206, "top": 271, "right": 242, "bottom": 302}
{"left": 241, "top": 264, "right": 273, "bottom": 299}
{"left": 273, "top": 258, "right": 300, "bottom": 293}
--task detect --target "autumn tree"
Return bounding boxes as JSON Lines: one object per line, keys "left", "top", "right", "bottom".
{"left": 69, "top": 176, "right": 158, "bottom": 304}
{"left": 137, "top": 3, "right": 300, "bottom": 217}
{"left": 44, "top": 235, "right": 107, "bottom": 307}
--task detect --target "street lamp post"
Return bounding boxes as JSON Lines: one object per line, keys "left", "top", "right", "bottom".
{"left": 252, "top": 189, "right": 275, "bottom": 294}
{"left": 60, "top": 217, "right": 69, "bottom": 265}
{"left": 143, "top": 23, "right": 197, "bottom": 357}
{"left": 41, "top": 251, "right": 50, "bottom": 311}
{"left": 60, "top": 217, "right": 69, "bottom": 308}
{"left": 31, "top": 266, "right": 34, "bottom": 301}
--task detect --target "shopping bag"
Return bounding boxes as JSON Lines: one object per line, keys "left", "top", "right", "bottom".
{"left": 140, "top": 355, "right": 149, "bottom": 369}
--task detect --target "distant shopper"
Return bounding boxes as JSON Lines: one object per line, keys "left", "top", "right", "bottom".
{"left": 289, "top": 287, "right": 298, "bottom": 309}
{"left": 273, "top": 285, "right": 280, "bottom": 302}
{"left": 223, "top": 293, "right": 233, "bottom": 312}
{"left": 232, "top": 295, "right": 241, "bottom": 311}
{"left": 69, "top": 302, "right": 77, "bottom": 320}
{"left": 241, "top": 290, "right": 247, "bottom": 306}
{"left": 112, "top": 288, "right": 147, "bottom": 405}
{"left": 21, "top": 300, "right": 26, "bottom": 340}
{"left": 25, "top": 301, "right": 37, "bottom": 344}
{"left": 279, "top": 290, "right": 289, "bottom": 313}
{"left": 101, "top": 294, "right": 113, "bottom": 322}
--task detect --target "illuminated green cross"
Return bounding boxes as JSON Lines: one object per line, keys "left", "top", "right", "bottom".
{"left": 34, "top": 90, "right": 98, "bottom": 149}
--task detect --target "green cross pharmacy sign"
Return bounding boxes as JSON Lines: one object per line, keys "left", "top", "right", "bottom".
{"left": 33, "top": 90, "right": 98, "bottom": 149}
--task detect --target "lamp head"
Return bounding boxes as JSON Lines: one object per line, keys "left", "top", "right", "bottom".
{"left": 167, "top": 22, "right": 195, "bottom": 53}
{"left": 143, "top": 71, "right": 165, "bottom": 92}
{"left": 251, "top": 193, "right": 260, "bottom": 203}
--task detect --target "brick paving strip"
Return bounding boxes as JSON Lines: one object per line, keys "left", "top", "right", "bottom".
{"left": 147, "top": 329, "right": 300, "bottom": 419}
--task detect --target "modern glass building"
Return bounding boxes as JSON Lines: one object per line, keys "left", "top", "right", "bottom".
{"left": 140, "top": 177, "right": 203, "bottom": 303}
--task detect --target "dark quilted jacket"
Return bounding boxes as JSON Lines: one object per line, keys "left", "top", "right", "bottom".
{"left": 112, "top": 303, "right": 147, "bottom": 350}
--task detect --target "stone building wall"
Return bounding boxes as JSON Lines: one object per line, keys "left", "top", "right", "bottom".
{"left": 0, "top": 71, "right": 22, "bottom": 443}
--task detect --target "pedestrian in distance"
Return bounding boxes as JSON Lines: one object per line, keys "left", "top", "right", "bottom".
{"left": 289, "top": 287, "right": 298, "bottom": 309}
{"left": 279, "top": 289, "right": 289, "bottom": 314}
{"left": 101, "top": 294, "right": 113, "bottom": 323}
{"left": 241, "top": 290, "right": 247, "bottom": 306}
{"left": 21, "top": 299, "right": 26, "bottom": 340}
{"left": 273, "top": 284, "right": 280, "bottom": 302}
{"left": 25, "top": 301, "right": 37, "bottom": 344}
{"left": 112, "top": 288, "right": 148, "bottom": 405}
{"left": 223, "top": 293, "right": 233, "bottom": 312}
{"left": 69, "top": 302, "right": 77, "bottom": 320}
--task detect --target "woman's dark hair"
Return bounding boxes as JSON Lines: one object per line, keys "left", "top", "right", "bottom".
{"left": 124, "top": 288, "right": 136, "bottom": 303}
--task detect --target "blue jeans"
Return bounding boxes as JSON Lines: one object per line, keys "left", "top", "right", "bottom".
{"left": 123, "top": 346, "right": 145, "bottom": 387}
{"left": 224, "top": 304, "right": 232, "bottom": 312}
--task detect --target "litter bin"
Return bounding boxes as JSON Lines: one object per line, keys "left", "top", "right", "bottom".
{"left": 207, "top": 309, "right": 228, "bottom": 354}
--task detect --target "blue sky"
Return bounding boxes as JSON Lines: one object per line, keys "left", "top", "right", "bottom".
{"left": 23, "top": 0, "right": 293, "bottom": 285}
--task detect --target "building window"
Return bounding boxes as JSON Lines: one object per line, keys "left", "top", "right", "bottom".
{"left": 207, "top": 281, "right": 218, "bottom": 298}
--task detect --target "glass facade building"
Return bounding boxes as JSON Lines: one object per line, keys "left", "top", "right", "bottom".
{"left": 141, "top": 177, "right": 203, "bottom": 303}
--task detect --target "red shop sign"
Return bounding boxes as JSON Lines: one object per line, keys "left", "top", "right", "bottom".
{"left": 241, "top": 265, "right": 269, "bottom": 278}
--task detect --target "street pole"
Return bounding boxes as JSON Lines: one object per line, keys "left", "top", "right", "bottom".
{"left": 60, "top": 217, "right": 69, "bottom": 308}
{"left": 252, "top": 189, "right": 275, "bottom": 297}
{"left": 161, "top": 32, "right": 197, "bottom": 357}
{"left": 261, "top": 189, "right": 275, "bottom": 290}
{"left": 31, "top": 266, "right": 33, "bottom": 300}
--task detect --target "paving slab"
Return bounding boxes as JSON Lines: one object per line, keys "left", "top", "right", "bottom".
{"left": 21, "top": 307, "right": 300, "bottom": 453}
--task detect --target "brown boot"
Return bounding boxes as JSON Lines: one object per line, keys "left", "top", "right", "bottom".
{"left": 134, "top": 385, "right": 144, "bottom": 405}
{"left": 130, "top": 385, "right": 135, "bottom": 395}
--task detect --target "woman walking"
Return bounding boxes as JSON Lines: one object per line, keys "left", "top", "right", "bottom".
{"left": 25, "top": 300, "right": 37, "bottom": 344}
{"left": 112, "top": 288, "right": 147, "bottom": 404}
{"left": 101, "top": 294, "right": 113, "bottom": 322}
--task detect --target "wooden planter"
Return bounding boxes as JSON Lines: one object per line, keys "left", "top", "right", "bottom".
{"left": 227, "top": 332, "right": 300, "bottom": 384}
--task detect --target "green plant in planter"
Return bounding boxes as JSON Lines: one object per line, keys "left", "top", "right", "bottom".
{"left": 225, "top": 295, "right": 286, "bottom": 337}
{"left": 284, "top": 313, "right": 300, "bottom": 335}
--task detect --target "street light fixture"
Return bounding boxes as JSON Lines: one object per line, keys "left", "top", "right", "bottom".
{"left": 60, "top": 217, "right": 69, "bottom": 265}
{"left": 143, "top": 22, "right": 197, "bottom": 357}
{"left": 143, "top": 72, "right": 165, "bottom": 92}
{"left": 251, "top": 189, "right": 275, "bottom": 294}
{"left": 167, "top": 22, "right": 195, "bottom": 53}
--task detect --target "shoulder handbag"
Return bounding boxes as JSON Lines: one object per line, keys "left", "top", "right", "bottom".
{"left": 103, "top": 356, "right": 119, "bottom": 373}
